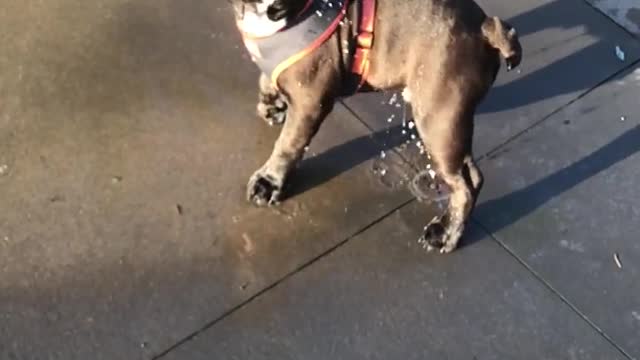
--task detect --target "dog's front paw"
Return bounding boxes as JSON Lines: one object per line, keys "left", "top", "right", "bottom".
{"left": 257, "top": 96, "right": 287, "bottom": 126}
{"left": 418, "top": 217, "right": 458, "bottom": 254}
{"left": 247, "top": 171, "right": 283, "bottom": 207}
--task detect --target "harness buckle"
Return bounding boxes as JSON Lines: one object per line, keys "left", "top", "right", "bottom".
{"left": 356, "top": 31, "right": 373, "bottom": 49}
{"left": 352, "top": 47, "right": 370, "bottom": 76}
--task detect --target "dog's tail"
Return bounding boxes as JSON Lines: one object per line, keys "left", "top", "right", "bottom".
{"left": 481, "top": 16, "right": 522, "bottom": 71}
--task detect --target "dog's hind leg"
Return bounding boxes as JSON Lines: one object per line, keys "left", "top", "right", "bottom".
{"left": 247, "top": 92, "right": 334, "bottom": 206}
{"left": 412, "top": 91, "right": 479, "bottom": 253}
{"left": 256, "top": 73, "right": 288, "bottom": 126}
{"left": 464, "top": 155, "right": 484, "bottom": 206}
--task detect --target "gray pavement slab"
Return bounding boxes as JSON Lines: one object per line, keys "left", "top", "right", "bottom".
{"left": 587, "top": 0, "right": 640, "bottom": 35}
{"left": 474, "top": 64, "right": 640, "bottom": 358}
{"left": 0, "top": 1, "right": 414, "bottom": 359}
{"left": 162, "top": 201, "right": 625, "bottom": 360}
{"left": 344, "top": 0, "right": 640, "bottom": 163}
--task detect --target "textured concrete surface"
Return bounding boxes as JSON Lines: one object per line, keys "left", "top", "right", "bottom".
{"left": 161, "top": 203, "right": 627, "bottom": 360}
{"left": 1, "top": 0, "right": 640, "bottom": 359}
{"left": 475, "top": 64, "right": 640, "bottom": 357}
{"left": 588, "top": 0, "right": 640, "bottom": 35}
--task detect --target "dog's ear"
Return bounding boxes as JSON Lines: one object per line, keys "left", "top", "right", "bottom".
{"left": 266, "top": 0, "right": 289, "bottom": 21}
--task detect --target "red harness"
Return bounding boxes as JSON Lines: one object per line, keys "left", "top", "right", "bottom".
{"left": 240, "top": 0, "right": 376, "bottom": 90}
{"left": 352, "top": 0, "right": 376, "bottom": 89}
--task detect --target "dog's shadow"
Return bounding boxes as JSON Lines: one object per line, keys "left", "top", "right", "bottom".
{"left": 479, "top": 0, "right": 638, "bottom": 114}
{"left": 462, "top": 124, "right": 640, "bottom": 246}
{"left": 285, "top": 124, "right": 408, "bottom": 199}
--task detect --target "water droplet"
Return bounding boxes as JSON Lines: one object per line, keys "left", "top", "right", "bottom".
{"left": 615, "top": 45, "right": 625, "bottom": 61}
{"left": 388, "top": 93, "right": 398, "bottom": 105}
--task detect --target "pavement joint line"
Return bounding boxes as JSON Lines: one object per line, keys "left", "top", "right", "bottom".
{"left": 580, "top": 0, "right": 640, "bottom": 41}
{"left": 471, "top": 218, "right": 637, "bottom": 360}
{"left": 479, "top": 57, "right": 640, "bottom": 163}
{"left": 151, "top": 197, "right": 417, "bottom": 360}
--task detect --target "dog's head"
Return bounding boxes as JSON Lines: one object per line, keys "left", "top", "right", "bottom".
{"left": 230, "top": 0, "right": 307, "bottom": 22}
{"left": 232, "top": 0, "right": 308, "bottom": 37}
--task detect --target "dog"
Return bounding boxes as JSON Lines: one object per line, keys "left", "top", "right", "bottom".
{"left": 231, "top": 0, "right": 522, "bottom": 253}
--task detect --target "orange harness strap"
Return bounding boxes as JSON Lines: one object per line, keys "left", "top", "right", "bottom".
{"left": 270, "top": 1, "right": 349, "bottom": 86}
{"left": 351, "top": 0, "right": 376, "bottom": 89}
{"left": 241, "top": 0, "right": 376, "bottom": 91}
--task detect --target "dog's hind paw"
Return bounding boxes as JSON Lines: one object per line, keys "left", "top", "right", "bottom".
{"left": 247, "top": 171, "right": 283, "bottom": 207}
{"left": 418, "top": 217, "right": 458, "bottom": 254}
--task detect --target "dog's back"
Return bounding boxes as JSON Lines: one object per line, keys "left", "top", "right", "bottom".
{"left": 366, "top": 0, "right": 521, "bottom": 92}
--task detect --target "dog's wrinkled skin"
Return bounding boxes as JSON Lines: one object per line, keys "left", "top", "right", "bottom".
{"left": 232, "top": 0, "right": 522, "bottom": 253}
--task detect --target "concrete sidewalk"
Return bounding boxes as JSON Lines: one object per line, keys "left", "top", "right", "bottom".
{"left": 1, "top": 0, "right": 639, "bottom": 359}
